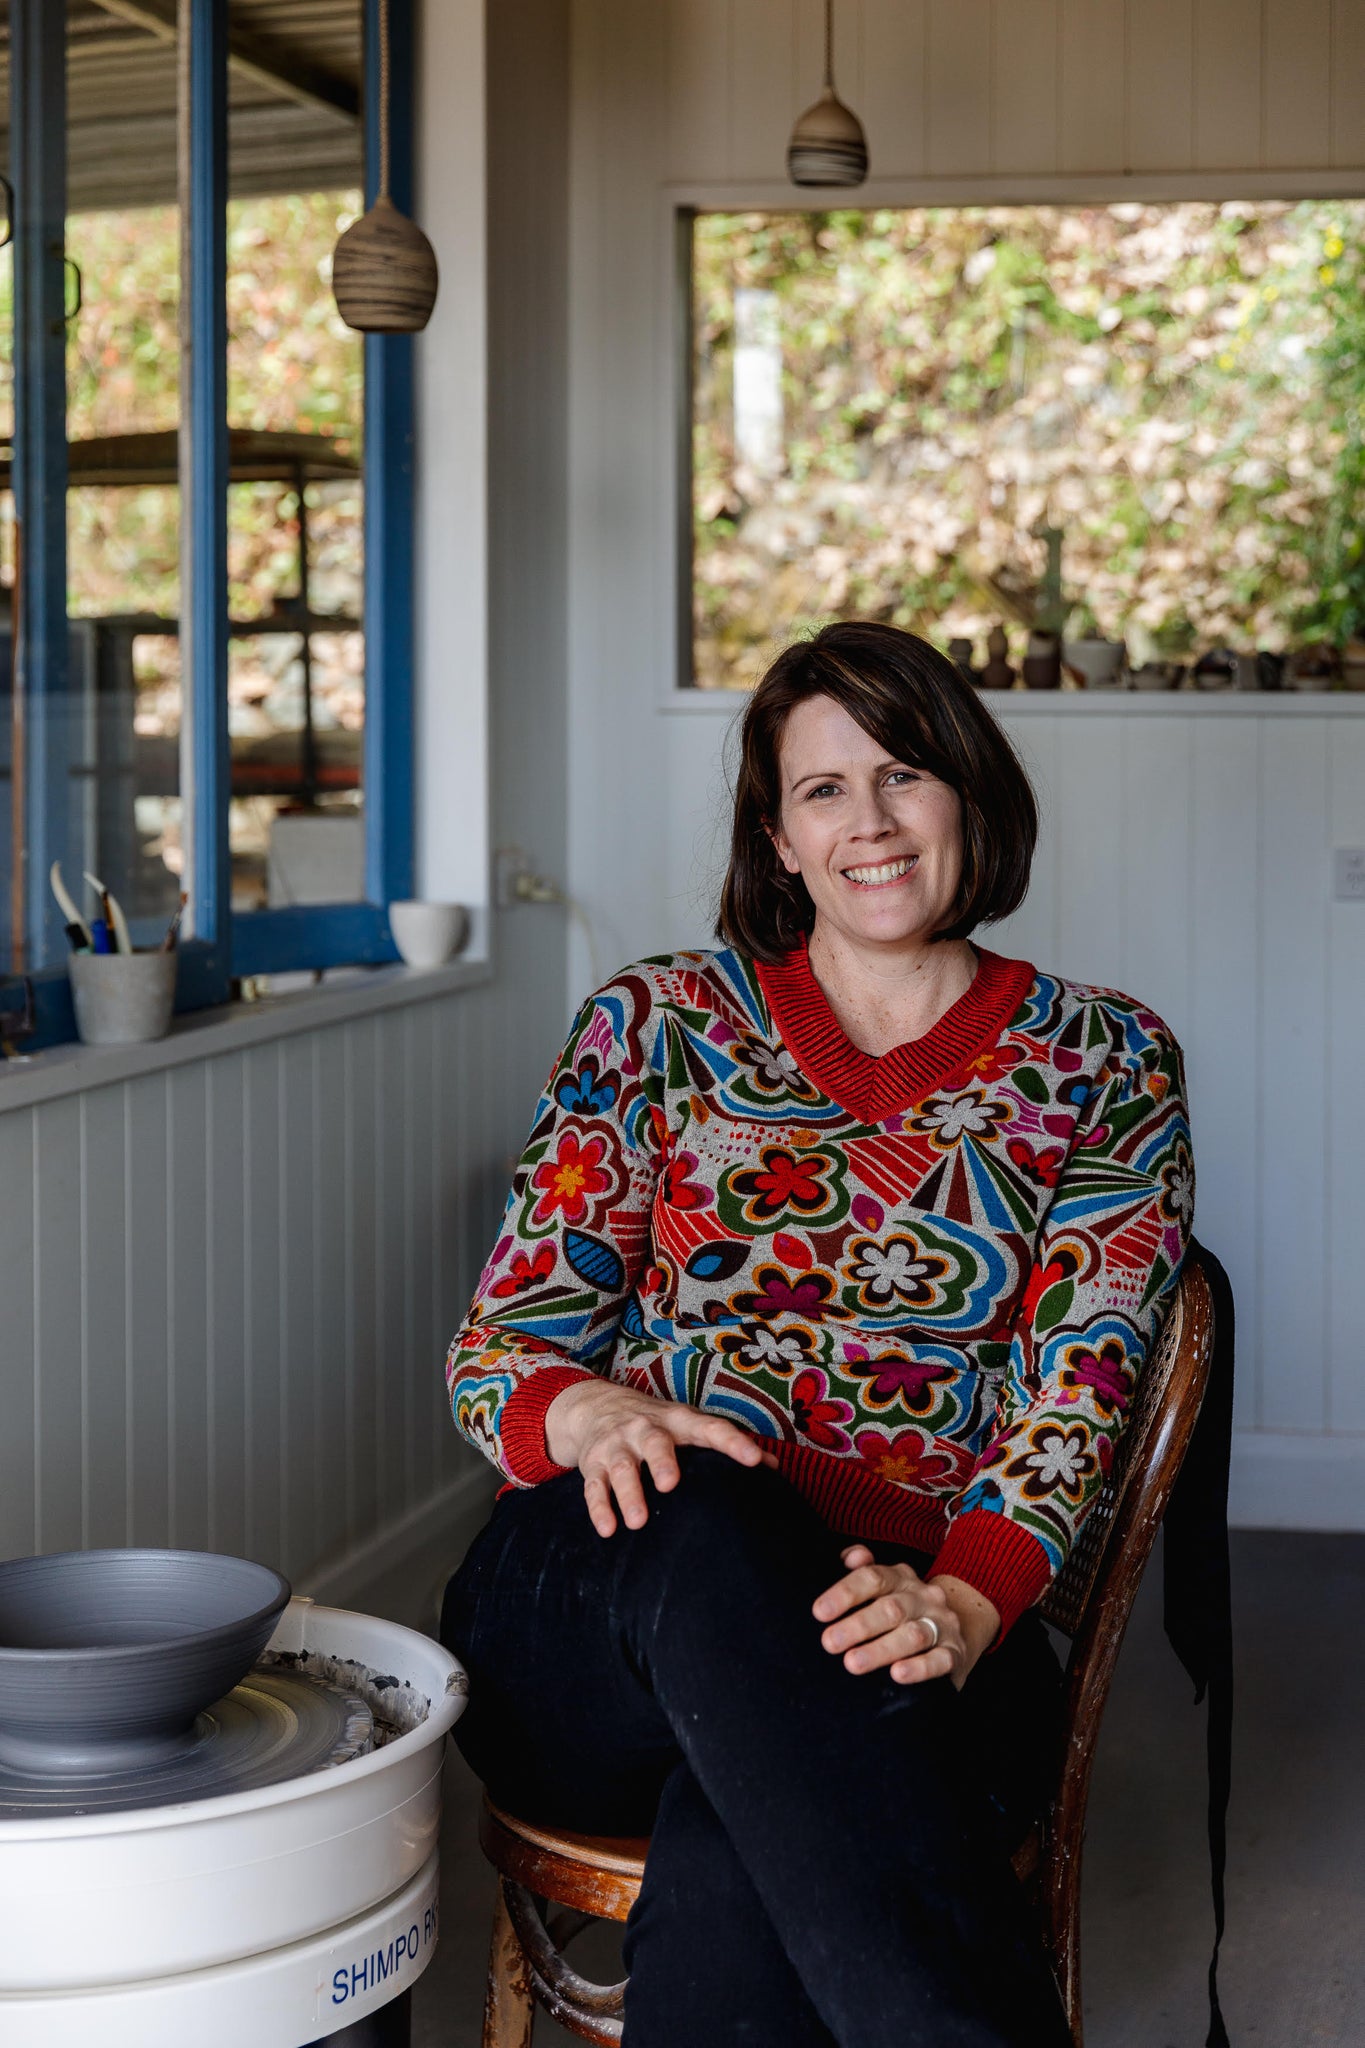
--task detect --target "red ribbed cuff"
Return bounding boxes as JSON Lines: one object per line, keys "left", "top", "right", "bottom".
{"left": 500, "top": 1366, "right": 600, "bottom": 1485}
{"left": 928, "top": 1511, "right": 1053, "bottom": 1643}
{"left": 772, "top": 1442, "right": 950, "bottom": 1554}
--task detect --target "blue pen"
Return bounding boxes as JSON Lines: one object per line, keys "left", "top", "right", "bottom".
{"left": 91, "top": 918, "right": 112, "bottom": 954}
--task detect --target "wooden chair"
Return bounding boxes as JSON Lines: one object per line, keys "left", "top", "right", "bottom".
{"left": 478, "top": 1254, "right": 1217, "bottom": 2047}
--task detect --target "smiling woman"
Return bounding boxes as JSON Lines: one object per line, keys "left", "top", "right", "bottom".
{"left": 721, "top": 621, "right": 1036, "bottom": 975}
{"left": 440, "top": 620, "right": 1190, "bottom": 2048}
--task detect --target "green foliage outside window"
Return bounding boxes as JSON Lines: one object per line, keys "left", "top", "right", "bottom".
{"left": 63, "top": 190, "right": 362, "bottom": 625}
{"left": 692, "top": 201, "right": 1365, "bottom": 690}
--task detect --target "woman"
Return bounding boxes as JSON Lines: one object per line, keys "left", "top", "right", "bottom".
{"left": 442, "top": 622, "right": 1193, "bottom": 2047}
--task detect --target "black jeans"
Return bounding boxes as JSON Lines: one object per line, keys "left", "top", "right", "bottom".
{"left": 441, "top": 1449, "right": 1071, "bottom": 2048}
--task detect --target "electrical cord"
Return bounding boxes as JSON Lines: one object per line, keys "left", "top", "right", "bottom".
{"left": 509, "top": 867, "right": 603, "bottom": 988}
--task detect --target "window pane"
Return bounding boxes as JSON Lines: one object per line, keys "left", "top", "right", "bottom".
{"left": 4, "top": 1, "right": 367, "bottom": 976}
{"left": 2, "top": 1, "right": 186, "bottom": 972}
{"left": 691, "top": 203, "right": 1365, "bottom": 689}
{"left": 227, "top": 10, "right": 364, "bottom": 916}
{"left": 0, "top": 0, "right": 13, "bottom": 970}
{"left": 64, "top": 186, "right": 184, "bottom": 937}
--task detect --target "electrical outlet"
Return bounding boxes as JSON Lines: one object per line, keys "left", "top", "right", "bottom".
{"left": 494, "top": 845, "right": 531, "bottom": 909}
{"left": 1334, "top": 848, "right": 1365, "bottom": 901}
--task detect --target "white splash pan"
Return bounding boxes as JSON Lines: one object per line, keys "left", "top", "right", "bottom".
{"left": 0, "top": 1599, "right": 467, "bottom": 1994}
{"left": 0, "top": 1850, "right": 440, "bottom": 2048}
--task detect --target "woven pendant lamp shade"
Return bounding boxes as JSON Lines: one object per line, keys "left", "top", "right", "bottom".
{"left": 332, "top": 0, "right": 438, "bottom": 333}
{"left": 787, "top": 0, "right": 868, "bottom": 187}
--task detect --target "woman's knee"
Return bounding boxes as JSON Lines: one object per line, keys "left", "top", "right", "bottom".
{"left": 637, "top": 1446, "right": 827, "bottom": 1572}
{"left": 657, "top": 1445, "right": 793, "bottom": 1523}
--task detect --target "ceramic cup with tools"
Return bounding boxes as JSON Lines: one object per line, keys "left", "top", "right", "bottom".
{"left": 388, "top": 900, "right": 470, "bottom": 968}
{"left": 69, "top": 948, "right": 178, "bottom": 1046}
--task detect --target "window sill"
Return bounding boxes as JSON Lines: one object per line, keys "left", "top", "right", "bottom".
{"left": 0, "top": 955, "right": 493, "bottom": 1111}
{"left": 658, "top": 688, "right": 1365, "bottom": 715}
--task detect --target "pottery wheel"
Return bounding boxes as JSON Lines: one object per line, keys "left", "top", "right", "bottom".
{"left": 0, "top": 1668, "right": 374, "bottom": 1818}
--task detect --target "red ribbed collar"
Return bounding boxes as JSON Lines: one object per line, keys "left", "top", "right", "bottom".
{"left": 754, "top": 939, "right": 1036, "bottom": 1125}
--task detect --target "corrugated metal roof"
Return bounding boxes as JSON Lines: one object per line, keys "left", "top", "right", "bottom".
{"left": 0, "top": 0, "right": 363, "bottom": 212}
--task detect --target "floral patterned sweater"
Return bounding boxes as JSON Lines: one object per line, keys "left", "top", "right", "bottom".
{"left": 446, "top": 942, "right": 1194, "bottom": 1638}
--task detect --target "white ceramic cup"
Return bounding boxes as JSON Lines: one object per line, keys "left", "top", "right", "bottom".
{"left": 388, "top": 900, "right": 470, "bottom": 968}
{"left": 69, "top": 949, "right": 178, "bottom": 1046}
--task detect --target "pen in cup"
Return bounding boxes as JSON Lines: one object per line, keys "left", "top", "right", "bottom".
{"left": 84, "top": 871, "right": 131, "bottom": 955}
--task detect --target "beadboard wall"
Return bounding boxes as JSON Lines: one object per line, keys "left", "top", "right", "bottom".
{"left": 564, "top": 0, "right": 1365, "bottom": 1526}
{"left": 658, "top": 0, "right": 1365, "bottom": 186}
{"left": 0, "top": 980, "right": 527, "bottom": 1575}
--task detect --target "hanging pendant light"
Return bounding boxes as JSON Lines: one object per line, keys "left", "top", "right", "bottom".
{"left": 787, "top": 0, "right": 869, "bottom": 189}
{"left": 332, "top": 0, "right": 438, "bottom": 333}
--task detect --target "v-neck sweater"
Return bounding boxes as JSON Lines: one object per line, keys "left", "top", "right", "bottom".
{"left": 755, "top": 939, "right": 1037, "bottom": 1125}
{"left": 446, "top": 945, "right": 1193, "bottom": 1639}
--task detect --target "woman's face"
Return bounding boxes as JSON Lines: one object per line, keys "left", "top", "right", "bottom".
{"left": 770, "top": 694, "right": 965, "bottom": 951}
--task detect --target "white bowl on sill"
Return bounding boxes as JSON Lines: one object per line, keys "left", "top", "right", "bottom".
{"left": 387, "top": 900, "right": 470, "bottom": 968}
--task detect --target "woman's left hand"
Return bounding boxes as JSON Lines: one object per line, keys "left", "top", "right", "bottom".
{"left": 812, "top": 1547, "right": 999, "bottom": 1690}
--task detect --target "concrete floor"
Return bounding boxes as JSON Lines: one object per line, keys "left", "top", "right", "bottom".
{"left": 354, "top": 1528, "right": 1365, "bottom": 2048}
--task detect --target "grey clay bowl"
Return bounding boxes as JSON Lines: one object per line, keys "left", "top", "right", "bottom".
{"left": 0, "top": 1549, "right": 291, "bottom": 1776}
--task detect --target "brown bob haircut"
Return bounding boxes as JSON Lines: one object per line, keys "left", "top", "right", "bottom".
{"left": 717, "top": 621, "right": 1038, "bottom": 962}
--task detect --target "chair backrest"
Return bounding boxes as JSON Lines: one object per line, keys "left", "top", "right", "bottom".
{"left": 1035, "top": 1250, "right": 1216, "bottom": 2038}
{"left": 1042, "top": 1253, "right": 1214, "bottom": 1639}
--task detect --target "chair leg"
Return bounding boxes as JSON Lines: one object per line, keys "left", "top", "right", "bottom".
{"left": 1046, "top": 1864, "right": 1084, "bottom": 2048}
{"left": 483, "top": 1876, "right": 536, "bottom": 2048}
{"left": 1063, "top": 1930, "right": 1083, "bottom": 2048}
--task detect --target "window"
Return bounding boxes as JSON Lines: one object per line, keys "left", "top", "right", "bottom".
{"left": 687, "top": 202, "right": 1365, "bottom": 690}
{"left": 3, "top": 0, "right": 415, "bottom": 1050}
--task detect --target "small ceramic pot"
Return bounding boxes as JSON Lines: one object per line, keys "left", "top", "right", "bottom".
{"left": 948, "top": 637, "right": 978, "bottom": 683}
{"left": 1063, "top": 638, "right": 1126, "bottom": 689}
{"left": 388, "top": 900, "right": 470, "bottom": 968}
{"left": 1022, "top": 631, "right": 1062, "bottom": 690}
{"left": 1128, "top": 661, "right": 1185, "bottom": 692}
{"left": 69, "top": 949, "right": 177, "bottom": 1047}
{"left": 1192, "top": 648, "right": 1239, "bottom": 691}
{"left": 1286, "top": 643, "right": 1340, "bottom": 690}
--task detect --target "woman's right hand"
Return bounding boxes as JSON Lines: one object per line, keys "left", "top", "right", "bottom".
{"left": 545, "top": 1379, "right": 776, "bottom": 1537}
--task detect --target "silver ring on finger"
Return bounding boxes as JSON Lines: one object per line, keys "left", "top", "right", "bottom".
{"left": 920, "top": 1614, "right": 940, "bottom": 1651}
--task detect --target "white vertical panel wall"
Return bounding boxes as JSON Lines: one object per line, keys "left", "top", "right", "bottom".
{"left": 650, "top": 0, "right": 1365, "bottom": 183}
{"left": 989, "top": 705, "right": 1365, "bottom": 1529}
{"left": 564, "top": 0, "right": 1365, "bottom": 1526}
{"left": 0, "top": 980, "right": 551, "bottom": 1577}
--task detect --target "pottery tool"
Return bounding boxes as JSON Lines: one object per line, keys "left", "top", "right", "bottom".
{"left": 161, "top": 892, "right": 188, "bottom": 952}
{"left": 84, "top": 869, "right": 132, "bottom": 955}
{"left": 49, "top": 862, "right": 91, "bottom": 949}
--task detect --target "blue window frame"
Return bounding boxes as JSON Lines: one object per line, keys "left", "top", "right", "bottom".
{"left": 4, "top": 0, "right": 415, "bottom": 1051}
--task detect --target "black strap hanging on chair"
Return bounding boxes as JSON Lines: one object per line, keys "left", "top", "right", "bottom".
{"left": 1162, "top": 1239, "right": 1235, "bottom": 2048}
